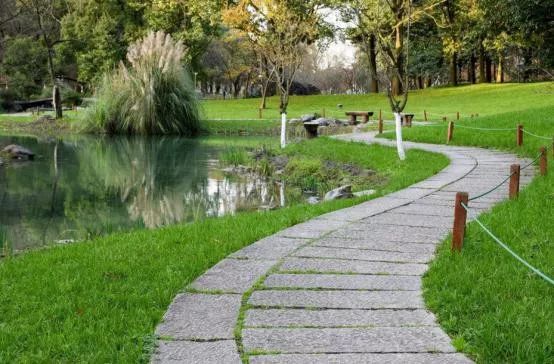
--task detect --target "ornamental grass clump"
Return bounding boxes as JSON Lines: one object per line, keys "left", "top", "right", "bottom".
{"left": 84, "top": 31, "right": 201, "bottom": 135}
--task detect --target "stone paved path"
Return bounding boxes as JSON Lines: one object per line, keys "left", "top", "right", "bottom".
{"left": 152, "top": 133, "right": 534, "bottom": 364}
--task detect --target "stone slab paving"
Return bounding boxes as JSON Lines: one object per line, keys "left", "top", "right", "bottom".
{"left": 156, "top": 293, "right": 241, "bottom": 340}
{"left": 249, "top": 353, "right": 473, "bottom": 364}
{"left": 249, "top": 290, "right": 424, "bottom": 309}
{"left": 152, "top": 132, "right": 534, "bottom": 363}
{"left": 244, "top": 308, "right": 437, "bottom": 327}
{"left": 242, "top": 327, "right": 456, "bottom": 353}
{"left": 263, "top": 273, "right": 421, "bottom": 290}
{"left": 280, "top": 257, "right": 429, "bottom": 275}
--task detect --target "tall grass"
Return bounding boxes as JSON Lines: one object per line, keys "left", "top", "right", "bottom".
{"left": 83, "top": 31, "right": 201, "bottom": 135}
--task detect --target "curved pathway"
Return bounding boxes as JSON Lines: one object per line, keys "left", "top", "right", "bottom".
{"left": 152, "top": 133, "right": 534, "bottom": 364}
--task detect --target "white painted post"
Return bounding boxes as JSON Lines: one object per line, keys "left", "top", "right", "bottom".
{"left": 279, "top": 182, "right": 285, "bottom": 207}
{"left": 280, "top": 113, "right": 287, "bottom": 149}
{"left": 394, "top": 112, "right": 406, "bottom": 160}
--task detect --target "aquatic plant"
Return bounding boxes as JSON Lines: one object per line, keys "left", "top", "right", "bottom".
{"left": 220, "top": 147, "right": 249, "bottom": 167}
{"left": 84, "top": 31, "right": 201, "bottom": 135}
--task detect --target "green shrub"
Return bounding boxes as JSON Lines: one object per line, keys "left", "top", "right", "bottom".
{"left": 83, "top": 31, "right": 201, "bottom": 135}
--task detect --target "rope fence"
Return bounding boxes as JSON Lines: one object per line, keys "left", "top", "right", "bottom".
{"left": 461, "top": 202, "right": 554, "bottom": 286}
{"left": 451, "top": 145, "right": 552, "bottom": 285}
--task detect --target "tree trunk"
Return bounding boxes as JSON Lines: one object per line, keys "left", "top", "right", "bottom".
{"left": 496, "top": 55, "right": 504, "bottom": 83}
{"left": 469, "top": 53, "right": 476, "bottom": 84}
{"left": 478, "top": 43, "right": 486, "bottom": 83}
{"left": 53, "top": 86, "right": 62, "bottom": 119}
{"left": 368, "top": 34, "right": 379, "bottom": 93}
{"left": 280, "top": 113, "right": 287, "bottom": 149}
{"left": 260, "top": 78, "right": 270, "bottom": 109}
{"left": 417, "top": 76, "right": 423, "bottom": 89}
{"left": 425, "top": 77, "right": 432, "bottom": 88}
{"left": 485, "top": 56, "right": 492, "bottom": 83}
{"left": 392, "top": 20, "right": 404, "bottom": 96}
{"left": 393, "top": 112, "right": 406, "bottom": 160}
{"left": 449, "top": 52, "right": 458, "bottom": 86}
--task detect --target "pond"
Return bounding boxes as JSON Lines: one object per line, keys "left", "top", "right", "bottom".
{"left": 0, "top": 135, "right": 285, "bottom": 251}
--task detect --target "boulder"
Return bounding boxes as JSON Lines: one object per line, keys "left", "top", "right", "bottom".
{"left": 306, "top": 196, "right": 320, "bottom": 205}
{"left": 300, "top": 114, "right": 316, "bottom": 122}
{"left": 324, "top": 185, "right": 353, "bottom": 201}
{"left": 270, "top": 155, "right": 289, "bottom": 170}
{"left": 1, "top": 144, "right": 35, "bottom": 160}
{"left": 313, "top": 117, "right": 331, "bottom": 126}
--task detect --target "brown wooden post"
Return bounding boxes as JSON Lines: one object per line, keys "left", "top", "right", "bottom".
{"left": 424, "top": 110, "right": 428, "bottom": 121}
{"left": 379, "top": 109, "right": 382, "bottom": 121}
{"left": 378, "top": 116, "right": 383, "bottom": 134}
{"left": 447, "top": 121, "right": 454, "bottom": 143}
{"left": 509, "top": 164, "right": 520, "bottom": 199}
{"left": 259, "top": 108, "right": 263, "bottom": 119}
{"left": 539, "top": 147, "right": 547, "bottom": 176}
{"left": 452, "top": 192, "right": 469, "bottom": 252}
{"left": 457, "top": 111, "right": 460, "bottom": 120}
{"left": 517, "top": 124, "right": 523, "bottom": 146}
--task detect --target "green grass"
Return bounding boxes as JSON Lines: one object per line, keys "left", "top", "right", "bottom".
{"left": 202, "top": 83, "right": 554, "bottom": 122}
{"left": 371, "top": 85, "right": 554, "bottom": 362}
{"left": 424, "top": 173, "right": 553, "bottom": 363}
{"left": 0, "top": 138, "right": 448, "bottom": 363}
{"left": 381, "top": 105, "right": 553, "bottom": 157}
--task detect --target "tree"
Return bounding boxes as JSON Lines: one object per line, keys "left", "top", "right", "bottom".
{"left": 1, "top": 36, "right": 49, "bottom": 98}
{"left": 16, "top": 0, "right": 66, "bottom": 86}
{"left": 224, "top": 0, "right": 331, "bottom": 147}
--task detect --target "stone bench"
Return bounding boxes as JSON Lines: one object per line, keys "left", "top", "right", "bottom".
{"left": 345, "top": 111, "right": 374, "bottom": 124}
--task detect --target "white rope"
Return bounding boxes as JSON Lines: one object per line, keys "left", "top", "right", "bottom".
{"left": 461, "top": 203, "right": 554, "bottom": 286}
{"left": 455, "top": 124, "right": 517, "bottom": 131}
{"left": 522, "top": 129, "right": 552, "bottom": 140}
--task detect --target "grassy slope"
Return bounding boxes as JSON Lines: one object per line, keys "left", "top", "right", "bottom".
{"left": 378, "top": 85, "right": 554, "bottom": 362}
{"left": 0, "top": 138, "right": 448, "bottom": 363}
{"left": 202, "top": 83, "right": 554, "bottom": 121}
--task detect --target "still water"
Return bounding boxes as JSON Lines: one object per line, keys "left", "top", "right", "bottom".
{"left": 0, "top": 135, "right": 284, "bottom": 251}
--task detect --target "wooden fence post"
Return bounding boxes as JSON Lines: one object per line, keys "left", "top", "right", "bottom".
{"left": 539, "top": 147, "right": 547, "bottom": 176}
{"left": 517, "top": 124, "right": 523, "bottom": 146}
{"left": 457, "top": 111, "right": 460, "bottom": 120}
{"left": 509, "top": 164, "right": 520, "bottom": 199}
{"left": 447, "top": 121, "right": 454, "bottom": 143}
{"left": 378, "top": 114, "right": 383, "bottom": 134}
{"left": 424, "top": 110, "right": 427, "bottom": 121}
{"left": 452, "top": 192, "right": 469, "bottom": 252}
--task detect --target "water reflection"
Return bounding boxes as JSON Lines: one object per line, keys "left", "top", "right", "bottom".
{"left": 0, "top": 135, "right": 285, "bottom": 251}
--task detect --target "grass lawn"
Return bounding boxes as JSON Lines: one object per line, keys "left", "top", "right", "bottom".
{"left": 378, "top": 86, "right": 553, "bottom": 362}
{"left": 0, "top": 138, "right": 449, "bottom": 363}
{"left": 202, "top": 82, "right": 554, "bottom": 122}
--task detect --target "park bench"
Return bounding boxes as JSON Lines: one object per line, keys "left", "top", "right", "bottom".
{"left": 345, "top": 111, "right": 374, "bottom": 124}
{"left": 401, "top": 113, "right": 414, "bottom": 127}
